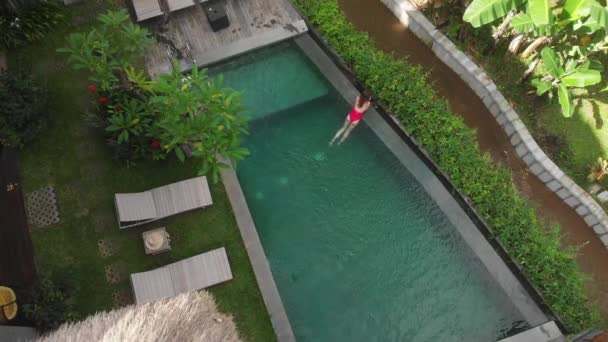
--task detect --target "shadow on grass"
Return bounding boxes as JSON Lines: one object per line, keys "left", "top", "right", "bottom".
{"left": 590, "top": 100, "right": 603, "bottom": 130}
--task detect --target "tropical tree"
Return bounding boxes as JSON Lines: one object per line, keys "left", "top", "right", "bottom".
{"left": 146, "top": 67, "right": 249, "bottom": 182}
{"left": 463, "top": 0, "right": 608, "bottom": 117}
{"left": 58, "top": 10, "right": 249, "bottom": 180}
{"left": 57, "top": 10, "right": 153, "bottom": 92}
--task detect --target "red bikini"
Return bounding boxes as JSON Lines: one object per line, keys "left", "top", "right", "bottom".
{"left": 348, "top": 108, "right": 364, "bottom": 122}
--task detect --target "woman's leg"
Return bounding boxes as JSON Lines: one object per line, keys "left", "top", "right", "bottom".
{"left": 330, "top": 118, "right": 351, "bottom": 145}
{"left": 338, "top": 121, "right": 359, "bottom": 144}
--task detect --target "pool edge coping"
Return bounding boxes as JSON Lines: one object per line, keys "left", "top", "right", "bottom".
{"left": 221, "top": 162, "right": 296, "bottom": 342}
{"left": 289, "top": 15, "right": 567, "bottom": 336}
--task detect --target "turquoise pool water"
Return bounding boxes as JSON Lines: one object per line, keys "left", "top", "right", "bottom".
{"left": 211, "top": 43, "right": 527, "bottom": 341}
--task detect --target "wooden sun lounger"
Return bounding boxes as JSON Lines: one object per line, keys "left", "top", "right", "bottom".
{"left": 114, "top": 176, "right": 213, "bottom": 229}
{"left": 132, "top": 0, "right": 163, "bottom": 22}
{"left": 167, "top": 0, "right": 197, "bottom": 13}
{"left": 130, "top": 247, "right": 233, "bottom": 305}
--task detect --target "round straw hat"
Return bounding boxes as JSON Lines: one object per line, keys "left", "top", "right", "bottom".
{"left": 145, "top": 231, "right": 166, "bottom": 251}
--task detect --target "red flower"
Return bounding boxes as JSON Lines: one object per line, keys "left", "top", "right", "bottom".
{"left": 151, "top": 139, "right": 160, "bottom": 149}
{"left": 98, "top": 97, "right": 108, "bottom": 103}
{"left": 114, "top": 106, "right": 123, "bottom": 112}
{"left": 88, "top": 84, "right": 96, "bottom": 92}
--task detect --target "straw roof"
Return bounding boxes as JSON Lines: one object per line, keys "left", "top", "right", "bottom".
{"left": 38, "top": 291, "right": 242, "bottom": 342}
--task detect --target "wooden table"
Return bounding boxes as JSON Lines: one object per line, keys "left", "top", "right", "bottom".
{"left": 142, "top": 227, "right": 171, "bottom": 255}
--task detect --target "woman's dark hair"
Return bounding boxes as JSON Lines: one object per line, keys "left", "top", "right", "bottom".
{"left": 357, "top": 91, "right": 371, "bottom": 106}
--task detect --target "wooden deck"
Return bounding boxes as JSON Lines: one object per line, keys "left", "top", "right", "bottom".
{"left": 142, "top": 0, "right": 307, "bottom": 77}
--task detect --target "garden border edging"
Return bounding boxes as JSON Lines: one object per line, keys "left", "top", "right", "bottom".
{"left": 382, "top": 0, "right": 608, "bottom": 248}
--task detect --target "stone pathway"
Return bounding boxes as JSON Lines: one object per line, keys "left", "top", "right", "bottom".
{"left": 97, "top": 238, "right": 117, "bottom": 258}
{"left": 73, "top": 121, "right": 136, "bottom": 307}
{"left": 104, "top": 261, "right": 128, "bottom": 285}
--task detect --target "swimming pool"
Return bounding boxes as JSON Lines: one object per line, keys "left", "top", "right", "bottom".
{"left": 211, "top": 41, "right": 533, "bottom": 341}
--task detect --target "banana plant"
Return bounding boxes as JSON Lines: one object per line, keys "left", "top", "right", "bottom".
{"left": 463, "top": 0, "right": 608, "bottom": 118}
{"left": 589, "top": 157, "right": 608, "bottom": 181}
{"left": 531, "top": 47, "right": 601, "bottom": 117}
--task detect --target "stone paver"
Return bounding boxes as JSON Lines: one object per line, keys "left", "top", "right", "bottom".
{"left": 25, "top": 186, "right": 60, "bottom": 228}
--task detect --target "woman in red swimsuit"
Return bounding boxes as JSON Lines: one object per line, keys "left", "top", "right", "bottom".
{"left": 330, "top": 92, "right": 372, "bottom": 146}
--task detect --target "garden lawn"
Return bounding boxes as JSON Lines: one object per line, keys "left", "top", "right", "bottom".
{"left": 483, "top": 49, "right": 608, "bottom": 186}
{"left": 8, "top": 2, "right": 275, "bottom": 341}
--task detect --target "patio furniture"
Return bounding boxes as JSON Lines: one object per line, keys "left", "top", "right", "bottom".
{"left": 130, "top": 247, "right": 233, "bottom": 304}
{"left": 204, "top": 1, "right": 229, "bottom": 32}
{"left": 132, "top": 0, "right": 163, "bottom": 22}
{"left": 0, "top": 286, "right": 17, "bottom": 322}
{"left": 114, "top": 176, "right": 213, "bottom": 229}
{"left": 167, "top": 0, "right": 196, "bottom": 13}
{"left": 142, "top": 227, "right": 171, "bottom": 254}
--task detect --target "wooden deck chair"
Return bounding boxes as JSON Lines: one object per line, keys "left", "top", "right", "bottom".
{"left": 114, "top": 176, "right": 213, "bottom": 229}
{"left": 130, "top": 247, "right": 233, "bottom": 304}
{"left": 166, "top": 0, "right": 197, "bottom": 13}
{"left": 132, "top": 0, "right": 164, "bottom": 21}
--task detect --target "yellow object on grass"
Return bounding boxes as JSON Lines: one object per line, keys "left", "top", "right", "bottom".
{"left": 0, "top": 286, "right": 17, "bottom": 321}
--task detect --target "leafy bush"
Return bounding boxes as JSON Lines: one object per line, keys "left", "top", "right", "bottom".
{"left": 19, "top": 270, "right": 79, "bottom": 333}
{"left": 0, "top": 70, "right": 49, "bottom": 148}
{"left": 293, "top": 0, "right": 600, "bottom": 332}
{"left": 58, "top": 10, "right": 249, "bottom": 181}
{"left": 0, "top": 1, "right": 65, "bottom": 49}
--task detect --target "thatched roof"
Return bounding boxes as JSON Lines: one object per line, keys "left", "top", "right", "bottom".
{"left": 38, "top": 291, "right": 242, "bottom": 342}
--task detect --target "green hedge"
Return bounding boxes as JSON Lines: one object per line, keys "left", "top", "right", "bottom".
{"left": 293, "top": 0, "right": 600, "bottom": 332}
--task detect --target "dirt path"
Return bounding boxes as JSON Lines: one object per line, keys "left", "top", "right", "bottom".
{"left": 337, "top": 0, "right": 608, "bottom": 313}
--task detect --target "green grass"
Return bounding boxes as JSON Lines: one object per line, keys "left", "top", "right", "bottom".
{"left": 8, "top": 3, "right": 275, "bottom": 341}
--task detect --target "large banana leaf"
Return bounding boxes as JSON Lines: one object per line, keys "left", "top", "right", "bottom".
{"left": 540, "top": 47, "right": 564, "bottom": 78}
{"left": 463, "top": 0, "right": 522, "bottom": 27}
{"left": 557, "top": 84, "right": 574, "bottom": 117}
{"left": 563, "top": 0, "right": 593, "bottom": 19}
{"left": 589, "top": 2, "right": 608, "bottom": 31}
{"left": 528, "top": 0, "right": 553, "bottom": 25}
{"left": 512, "top": 12, "right": 535, "bottom": 32}
{"left": 562, "top": 69, "right": 601, "bottom": 87}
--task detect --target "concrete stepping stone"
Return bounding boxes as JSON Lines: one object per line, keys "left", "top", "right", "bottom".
{"left": 112, "top": 289, "right": 133, "bottom": 308}
{"left": 25, "top": 186, "right": 60, "bottom": 228}
{"left": 104, "top": 262, "right": 127, "bottom": 285}
{"left": 97, "top": 238, "right": 117, "bottom": 258}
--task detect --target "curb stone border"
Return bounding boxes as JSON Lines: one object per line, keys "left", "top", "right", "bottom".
{"left": 382, "top": 0, "right": 608, "bottom": 249}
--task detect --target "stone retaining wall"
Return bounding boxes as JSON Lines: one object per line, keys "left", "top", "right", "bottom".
{"left": 382, "top": 0, "right": 608, "bottom": 248}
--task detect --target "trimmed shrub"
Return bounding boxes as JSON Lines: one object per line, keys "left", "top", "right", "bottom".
{"left": 0, "top": 1, "right": 66, "bottom": 49}
{"left": 293, "top": 0, "right": 600, "bottom": 332}
{"left": 19, "top": 270, "right": 80, "bottom": 333}
{"left": 0, "top": 70, "right": 49, "bottom": 148}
